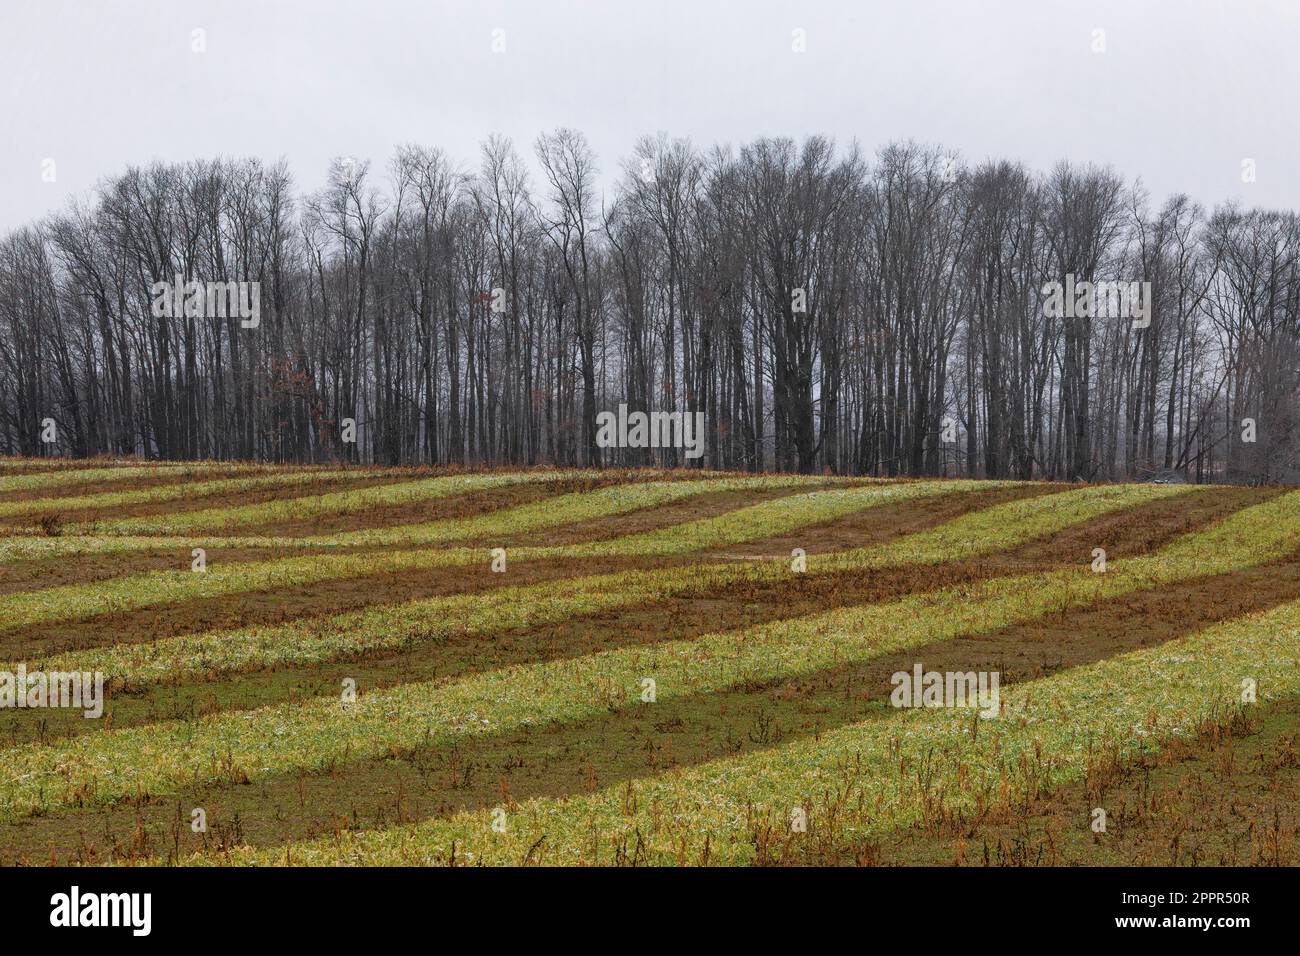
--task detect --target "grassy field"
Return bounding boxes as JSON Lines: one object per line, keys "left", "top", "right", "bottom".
{"left": 0, "top": 457, "right": 1295, "bottom": 866}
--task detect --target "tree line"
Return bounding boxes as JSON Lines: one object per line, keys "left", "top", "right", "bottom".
{"left": 1, "top": 131, "right": 1296, "bottom": 483}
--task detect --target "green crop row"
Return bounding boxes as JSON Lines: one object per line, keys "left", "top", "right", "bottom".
{"left": 33, "top": 488, "right": 1298, "bottom": 688}
{"left": 2, "top": 482, "right": 1200, "bottom": 660}
{"left": 6, "top": 488, "right": 1293, "bottom": 819}
{"left": 307, "top": 474, "right": 854, "bottom": 548}
{"left": 0, "top": 469, "right": 379, "bottom": 523}
{"left": 78, "top": 471, "right": 586, "bottom": 536}
{"left": 0, "top": 464, "right": 255, "bottom": 496}
{"left": 0, "top": 479, "right": 954, "bottom": 631}
{"left": 184, "top": 594, "right": 1300, "bottom": 865}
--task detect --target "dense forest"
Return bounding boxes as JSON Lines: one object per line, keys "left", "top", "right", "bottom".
{"left": 1, "top": 132, "right": 1296, "bottom": 483}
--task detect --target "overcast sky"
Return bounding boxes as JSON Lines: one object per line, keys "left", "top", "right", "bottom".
{"left": 3, "top": 0, "right": 1298, "bottom": 233}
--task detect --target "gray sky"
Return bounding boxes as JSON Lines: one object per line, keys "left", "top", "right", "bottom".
{"left": 4, "top": 0, "right": 1298, "bottom": 233}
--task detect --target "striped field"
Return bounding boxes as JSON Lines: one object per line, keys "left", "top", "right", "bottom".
{"left": 0, "top": 458, "right": 1296, "bottom": 866}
